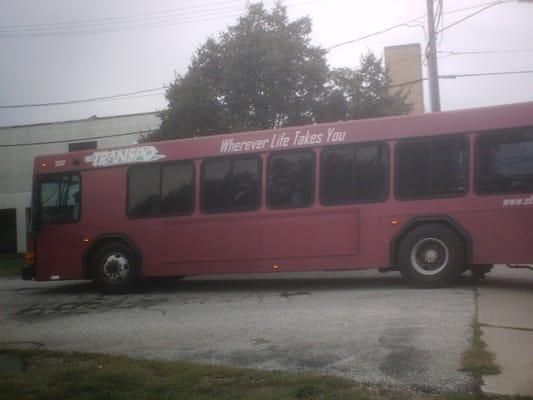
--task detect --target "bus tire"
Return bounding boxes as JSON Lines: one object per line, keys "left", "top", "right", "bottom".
{"left": 398, "top": 224, "right": 465, "bottom": 288}
{"left": 91, "top": 242, "right": 140, "bottom": 294}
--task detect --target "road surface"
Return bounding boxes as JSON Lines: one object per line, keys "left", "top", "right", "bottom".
{"left": 0, "top": 270, "right": 475, "bottom": 391}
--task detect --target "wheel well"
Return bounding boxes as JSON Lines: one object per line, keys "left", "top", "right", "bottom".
{"left": 83, "top": 234, "right": 141, "bottom": 279}
{"left": 390, "top": 217, "right": 472, "bottom": 268}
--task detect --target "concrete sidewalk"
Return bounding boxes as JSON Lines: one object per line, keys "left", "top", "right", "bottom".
{"left": 478, "top": 266, "right": 533, "bottom": 396}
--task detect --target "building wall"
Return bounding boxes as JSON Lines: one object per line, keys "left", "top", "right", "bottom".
{"left": 0, "top": 112, "right": 160, "bottom": 253}
{"left": 384, "top": 43, "right": 425, "bottom": 114}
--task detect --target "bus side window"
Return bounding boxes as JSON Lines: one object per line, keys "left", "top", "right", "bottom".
{"left": 396, "top": 135, "right": 468, "bottom": 200}
{"left": 321, "top": 143, "right": 388, "bottom": 205}
{"left": 127, "top": 162, "right": 195, "bottom": 218}
{"left": 201, "top": 156, "right": 260, "bottom": 213}
{"left": 475, "top": 127, "right": 533, "bottom": 195}
{"left": 267, "top": 150, "right": 314, "bottom": 209}
{"left": 127, "top": 165, "right": 160, "bottom": 217}
{"left": 160, "top": 163, "right": 194, "bottom": 215}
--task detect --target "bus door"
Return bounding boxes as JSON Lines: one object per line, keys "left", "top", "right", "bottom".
{"left": 34, "top": 173, "right": 84, "bottom": 280}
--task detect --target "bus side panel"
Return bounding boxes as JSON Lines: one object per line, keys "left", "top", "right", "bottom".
{"left": 261, "top": 210, "right": 359, "bottom": 258}
{"left": 159, "top": 209, "right": 359, "bottom": 272}
{"left": 161, "top": 217, "right": 262, "bottom": 265}
{"left": 473, "top": 203, "right": 533, "bottom": 264}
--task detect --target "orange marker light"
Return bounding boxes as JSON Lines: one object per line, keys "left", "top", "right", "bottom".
{"left": 41, "top": 163, "right": 47, "bottom": 167}
{"left": 83, "top": 238, "right": 89, "bottom": 243}
{"left": 25, "top": 251, "right": 35, "bottom": 265}
{"left": 273, "top": 265, "right": 280, "bottom": 270}
{"left": 391, "top": 219, "right": 399, "bottom": 225}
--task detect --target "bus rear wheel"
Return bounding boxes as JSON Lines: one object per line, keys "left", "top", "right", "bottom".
{"left": 398, "top": 224, "right": 465, "bottom": 288}
{"left": 91, "top": 242, "right": 140, "bottom": 294}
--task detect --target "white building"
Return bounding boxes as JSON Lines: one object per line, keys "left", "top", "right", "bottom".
{"left": 0, "top": 112, "right": 161, "bottom": 253}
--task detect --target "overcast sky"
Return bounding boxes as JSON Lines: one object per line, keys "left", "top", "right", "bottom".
{"left": 0, "top": 0, "right": 532, "bottom": 127}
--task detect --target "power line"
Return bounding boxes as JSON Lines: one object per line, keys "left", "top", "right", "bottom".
{"left": 436, "top": 0, "right": 512, "bottom": 33}
{"left": 325, "top": 17, "right": 424, "bottom": 51}
{"left": 443, "top": 0, "right": 513, "bottom": 15}
{"left": 326, "top": 0, "right": 515, "bottom": 52}
{"left": 0, "top": 8, "right": 246, "bottom": 37}
{"left": 0, "top": 0, "right": 507, "bottom": 37}
{"left": 440, "top": 70, "right": 533, "bottom": 79}
{"left": 0, "top": 129, "right": 154, "bottom": 148}
{"left": 0, "top": 87, "right": 165, "bottom": 109}
{"left": 0, "top": 9, "right": 246, "bottom": 37}
{"left": 87, "top": 92, "right": 166, "bottom": 103}
{"left": 391, "top": 69, "right": 533, "bottom": 87}
{"left": 390, "top": 78, "right": 428, "bottom": 88}
{"left": 0, "top": 0, "right": 328, "bottom": 37}
{"left": 3, "top": 68, "right": 533, "bottom": 110}
{"left": 1, "top": 0, "right": 529, "bottom": 110}
{"left": 0, "top": 0, "right": 244, "bottom": 30}
{"left": 438, "top": 49, "right": 533, "bottom": 56}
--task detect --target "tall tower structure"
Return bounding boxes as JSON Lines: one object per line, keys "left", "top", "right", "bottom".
{"left": 384, "top": 43, "right": 425, "bottom": 114}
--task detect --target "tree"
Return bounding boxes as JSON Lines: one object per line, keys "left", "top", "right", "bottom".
{"left": 146, "top": 4, "right": 411, "bottom": 142}
{"left": 148, "top": 3, "right": 328, "bottom": 141}
{"left": 315, "top": 52, "right": 412, "bottom": 123}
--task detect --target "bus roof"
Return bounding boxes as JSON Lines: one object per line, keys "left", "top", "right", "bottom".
{"left": 35, "top": 101, "right": 533, "bottom": 175}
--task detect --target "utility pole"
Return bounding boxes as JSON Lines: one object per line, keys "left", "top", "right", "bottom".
{"left": 426, "top": 0, "right": 441, "bottom": 112}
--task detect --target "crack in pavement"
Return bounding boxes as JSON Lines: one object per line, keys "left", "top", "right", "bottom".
{"left": 280, "top": 291, "right": 310, "bottom": 300}
{"left": 479, "top": 322, "right": 533, "bottom": 333}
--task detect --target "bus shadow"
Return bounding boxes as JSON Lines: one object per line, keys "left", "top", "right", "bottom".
{"left": 145, "top": 275, "right": 409, "bottom": 294}
{"left": 476, "top": 274, "right": 533, "bottom": 292}
{"left": 39, "top": 272, "right": 477, "bottom": 296}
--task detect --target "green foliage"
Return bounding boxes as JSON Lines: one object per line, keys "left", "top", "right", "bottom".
{"left": 316, "top": 53, "right": 412, "bottom": 123}
{"left": 460, "top": 322, "right": 501, "bottom": 377}
{"left": 293, "top": 383, "right": 324, "bottom": 399}
{"left": 146, "top": 4, "right": 411, "bottom": 142}
{"left": 2, "top": 349, "right": 529, "bottom": 400}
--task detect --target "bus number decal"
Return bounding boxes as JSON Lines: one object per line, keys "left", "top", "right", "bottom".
{"left": 84, "top": 146, "right": 165, "bottom": 167}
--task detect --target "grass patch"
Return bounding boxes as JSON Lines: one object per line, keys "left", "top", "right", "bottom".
{"left": 461, "top": 321, "right": 501, "bottom": 377}
{"left": 0, "top": 349, "right": 529, "bottom": 400}
{"left": 0, "top": 253, "right": 23, "bottom": 277}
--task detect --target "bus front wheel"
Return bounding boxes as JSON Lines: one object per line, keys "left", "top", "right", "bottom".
{"left": 398, "top": 224, "right": 465, "bottom": 288}
{"left": 91, "top": 242, "right": 140, "bottom": 294}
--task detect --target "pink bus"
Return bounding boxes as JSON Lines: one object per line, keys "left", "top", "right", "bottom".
{"left": 23, "top": 102, "right": 533, "bottom": 293}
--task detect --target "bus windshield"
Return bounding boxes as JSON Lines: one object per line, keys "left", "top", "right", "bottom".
{"left": 37, "top": 174, "right": 81, "bottom": 226}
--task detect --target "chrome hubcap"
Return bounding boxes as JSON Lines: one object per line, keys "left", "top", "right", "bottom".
{"left": 410, "top": 238, "right": 449, "bottom": 276}
{"left": 424, "top": 248, "right": 439, "bottom": 264}
{"left": 101, "top": 253, "right": 129, "bottom": 283}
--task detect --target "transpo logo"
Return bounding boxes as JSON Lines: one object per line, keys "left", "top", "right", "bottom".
{"left": 84, "top": 146, "right": 165, "bottom": 167}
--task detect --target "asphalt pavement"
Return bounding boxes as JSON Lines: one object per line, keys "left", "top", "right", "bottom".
{"left": 0, "top": 270, "right": 475, "bottom": 391}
